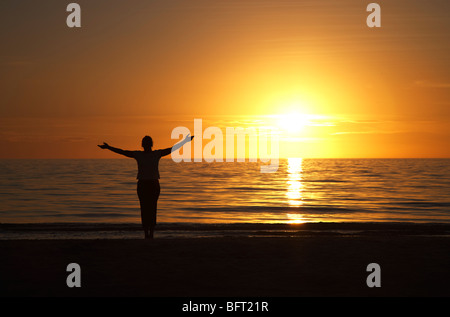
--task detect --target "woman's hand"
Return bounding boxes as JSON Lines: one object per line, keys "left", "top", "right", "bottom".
{"left": 97, "top": 142, "right": 110, "bottom": 149}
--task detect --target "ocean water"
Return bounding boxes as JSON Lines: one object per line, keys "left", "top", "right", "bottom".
{"left": 0, "top": 158, "right": 449, "bottom": 238}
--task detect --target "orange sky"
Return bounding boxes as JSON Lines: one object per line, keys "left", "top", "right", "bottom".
{"left": 1, "top": 0, "right": 449, "bottom": 158}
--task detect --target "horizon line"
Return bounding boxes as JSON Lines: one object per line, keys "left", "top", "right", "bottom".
{"left": 1, "top": 157, "right": 449, "bottom": 160}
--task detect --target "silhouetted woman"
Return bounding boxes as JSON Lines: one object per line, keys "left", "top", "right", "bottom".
{"left": 98, "top": 134, "right": 194, "bottom": 239}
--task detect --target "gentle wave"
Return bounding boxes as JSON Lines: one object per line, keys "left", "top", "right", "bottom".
{"left": 180, "top": 205, "right": 360, "bottom": 213}
{"left": 1, "top": 222, "right": 450, "bottom": 240}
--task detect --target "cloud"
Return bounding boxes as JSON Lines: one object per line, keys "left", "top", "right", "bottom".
{"left": 332, "top": 130, "right": 403, "bottom": 135}
{"left": 331, "top": 117, "right": 450, "bottom": 137}
{"left": 329, "top": 118, "right": 414, "bottom": 136}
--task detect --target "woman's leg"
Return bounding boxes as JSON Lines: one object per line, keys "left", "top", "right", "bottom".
{"left": 148, "top": 181, "right": 160, "bottom": 238}
{"left": 137, "top": 180, "right": 160, "bottom": 239}
{"left": 137, "top": 181, "right": 150, "bottom": 238}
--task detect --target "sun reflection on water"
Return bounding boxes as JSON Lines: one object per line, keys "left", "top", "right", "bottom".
{"left": 286, "top": 158, "right": 303, "bottom": 205}
{"left": 286, "top": 158, "right": 305, "bottom": 223}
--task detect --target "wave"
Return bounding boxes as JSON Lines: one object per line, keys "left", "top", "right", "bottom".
{"left": 1, "top": 222, "right": 450, "bottom": 240}
{"left": 303, "top": 179, "right": 347, "bottom": 183}
{"left": 396, "top": 201, "right": 450, "bottom": 208}
{"left": 225, "top": 186, "right": 279, "bottom": 191}
{"left": 180, "top": 205, "right": 364, "bottom": 214}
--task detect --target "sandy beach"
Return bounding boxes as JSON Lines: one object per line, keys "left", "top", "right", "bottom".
{"left": 1, "top": 233, "right": 449, "bottom": 297}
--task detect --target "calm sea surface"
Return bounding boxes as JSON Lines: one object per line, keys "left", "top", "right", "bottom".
{"left": 1, "top": 158, "right": 449, "bottom": 238}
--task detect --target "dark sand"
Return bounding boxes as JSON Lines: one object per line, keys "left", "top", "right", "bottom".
{"left": 1, "top": 235, "right": 449, "bottom": 297}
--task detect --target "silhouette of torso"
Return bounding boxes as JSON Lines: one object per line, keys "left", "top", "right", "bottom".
{"left": 133, "top": 150, "right": 163, "bottom": 180}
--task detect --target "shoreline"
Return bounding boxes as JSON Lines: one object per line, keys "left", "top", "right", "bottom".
{"left": 1, "top": 221, "right": 450, "bottom": 240}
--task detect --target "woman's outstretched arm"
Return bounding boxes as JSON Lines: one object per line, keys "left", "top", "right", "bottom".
{"left": 98, "top": 142, "right": 135, "bottom": 158}
{"left": 160, "top": 134, "right": 194, "bottom": 157}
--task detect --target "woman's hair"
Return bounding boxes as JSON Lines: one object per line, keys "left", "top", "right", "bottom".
{"left": 141, "top": 135, "right": 153, "bottom": 150}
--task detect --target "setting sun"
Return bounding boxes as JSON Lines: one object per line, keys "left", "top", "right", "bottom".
{"left": 276, "top": 112, "right": 310, "bottom": 134}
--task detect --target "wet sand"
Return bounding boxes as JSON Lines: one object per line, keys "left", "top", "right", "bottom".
{"left": 1, "top": 234, "right": 449, "bottom": 297}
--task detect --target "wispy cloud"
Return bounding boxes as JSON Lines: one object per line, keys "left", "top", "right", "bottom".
{"left": 331, "top": 117, "right": 449, "bottom": 136}
{"left": 331, "top": 119, "right": 405, "bottom": 136}
{"left": 332, "top": 130, "right": 403, "bottom": 135}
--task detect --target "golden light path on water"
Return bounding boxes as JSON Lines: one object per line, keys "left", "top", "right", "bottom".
{"left": 286, "top": 157, "right": 305, "bottom": 224}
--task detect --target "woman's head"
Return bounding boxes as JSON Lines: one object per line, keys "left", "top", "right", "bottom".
{"left": 141, "top": 135, "right": 153, "bottom": 151}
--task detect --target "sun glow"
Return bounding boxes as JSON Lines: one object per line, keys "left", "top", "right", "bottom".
{"left": 276, "top": 112, "right": 310, "bottom": 134}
